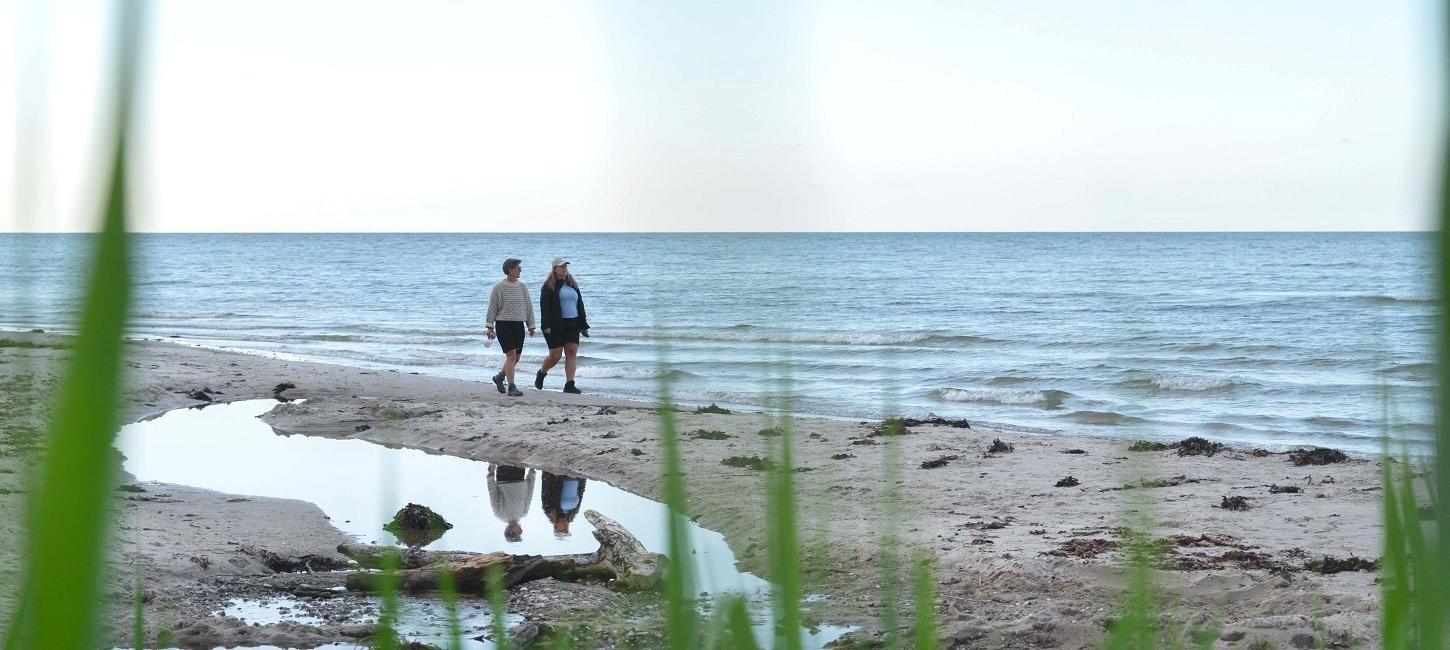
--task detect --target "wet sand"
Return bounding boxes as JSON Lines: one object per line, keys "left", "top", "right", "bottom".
{"left": 0, "top": 331, "right": 1386, "bottom": 648}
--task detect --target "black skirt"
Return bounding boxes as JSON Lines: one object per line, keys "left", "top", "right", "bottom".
{"left": 544, "top": 317, "right": 582, "bottom": 349}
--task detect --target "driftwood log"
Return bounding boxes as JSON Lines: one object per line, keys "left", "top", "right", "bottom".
{"left": 342, "top": 509, "right": 664, "bottom": 594}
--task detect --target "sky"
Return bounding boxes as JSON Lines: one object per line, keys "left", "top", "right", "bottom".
{"left": 0, "top": 0, "right": 1442, "bottom": 232}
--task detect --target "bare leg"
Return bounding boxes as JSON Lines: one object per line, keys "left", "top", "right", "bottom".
{"left": 540, "top": 348, "right": 563, "bottom": 374}
{"left": 503, "top": 349, "right": 520, "bottom": 384}
{"left": 564, "top": 343, "right": 580, "bottom": 382}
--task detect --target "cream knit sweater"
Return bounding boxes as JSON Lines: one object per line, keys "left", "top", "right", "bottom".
{"left": 486, "top": 280, "right": 535, "bottom": 329}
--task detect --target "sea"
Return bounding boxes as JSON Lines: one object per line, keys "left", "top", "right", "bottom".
{"left": 0, "top": 232, "right": 1435, "bottom": 454}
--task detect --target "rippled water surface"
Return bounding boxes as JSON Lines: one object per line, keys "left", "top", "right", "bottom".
{"left": 5, "top": 232, "right": 1433, "bottom": 452}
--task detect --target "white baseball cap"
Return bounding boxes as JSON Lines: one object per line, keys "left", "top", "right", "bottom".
{"left": 551, "top": 257, "right": 569, "bottom": 268}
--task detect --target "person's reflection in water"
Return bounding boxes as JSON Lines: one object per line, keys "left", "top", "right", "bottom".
{"left": 488, "top": 464, "right": 535, "bottom": 543}
{"left": 540, "top": 471, "right": 587, "bottom": 538}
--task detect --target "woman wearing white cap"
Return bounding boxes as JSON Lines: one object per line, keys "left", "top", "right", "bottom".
{"left": 536, "top": 257, "right": 590, "bottom": 394}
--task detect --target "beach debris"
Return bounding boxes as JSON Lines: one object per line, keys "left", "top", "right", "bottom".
{"left": 184, "top": 389, "right": 212, "bottom": 402}
{"left": 758, "top": 426, "right": 784, "bottom": 437}
{"left": 630, "top": 448, "right": 645, "bottom": 456}
{"left": 872, "top": 415, "right": 971, "bottom": 437}
{"left": 546, "top": 417, "right": 570, "bottom": 425}
{"left": 920, "top": 455, "right": 959, "bottom": 469}
{"left": 346, "top": 510, "right": 664, "bottom": 594}
{"left": 1268, "top": 484, "right": 1301, "bottom": 494}
{"left": 595, "top": 447, "right": 618, "bottom": 455}
{"left": 1055, "top": 476, "right": 1080, "bottom": 488}
{"left": 1161, "top": 533, "right": 1245, "bottom": 549}
{"left": 1251, "top": 448, "right": 1272, "bottom": 457}
{"left": 1288, "top": 446, "right": 1348, "bottom": 466}
{"left": 597, "top": 432, "right": 618, "bottom": 439}
{"left": 1305, "top": 554, "right": 1379, "bottom": 574}
{"left": 688, "top": 429, "right": 730, "bottom": 440}
{"left": 850, "top": 438, "right": 878, "bottom": 446}
{"left": 1176, "top": 437, "right": 1225, "bottom": 457}
{"left": 694, "top": 403, "right": 731, "bottom": 414}
{"left": 971, "top": 537, "right": 993, "bottom": 545}
{"left": 1101, "top": 475, "right": 1202, "bottom": 491}
{"left": 1047, "top": 537, "right": 1118, "bottom": 558}
{"left": 353, "top": 424, "right": 372, "bottom": 432}
{"left": 1029, "top": 529, "right": 1046, "bottom": 535}
{"left": 116, "top": 483, "right": 147, "bottom": 493}
{"left": 242, "top": 545, "right": 351, "bottom": 573}
{"left": 383, "top": 503, "right": 454, "bottom": 547}
{"left": 510, "top": 621, "right": 555, "bottom": 647}
{"left": 1060, "top": 449, "right": 1087, "bottom": 455}
{"left": 1218, "top": 496, "right": 1252, "bottom": 511}
{"left": 595, "top": 406, "right": 619, "bottom": 415}
{"left": 722, "top": 456, "right": 768, "bottom": 471}
{"left": 720, "top": 456, "right": 809, "bottom": 472}
{"left": 831, "top": 453, "right": 855, "bottom": 460}
{"left": 963, "top": 520, "right": 1009, "bottom": 530}
{"left": 987, "top": 438, "right": 1014, "bottom": 454}
{"left": 1128, "top": 440, "right": 1170, "bottom": 452}
{"left": 272, "top": 382, "right": 296, "bottom": 397}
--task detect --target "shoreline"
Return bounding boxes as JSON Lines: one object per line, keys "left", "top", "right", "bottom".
{"left": 0, "top": 330, "right": 1388, "bottom": 647}
{"left": 5, "top": 326, "right": 1401, "bottom": 457}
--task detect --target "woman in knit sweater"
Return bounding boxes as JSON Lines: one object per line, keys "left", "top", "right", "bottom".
{"left": 485, "top": 257, "right": 536, "bottom": 396}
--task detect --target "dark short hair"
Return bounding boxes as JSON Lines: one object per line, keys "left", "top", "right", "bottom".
{"left": 502, "top": 258, "right": 522, "bottom": 274}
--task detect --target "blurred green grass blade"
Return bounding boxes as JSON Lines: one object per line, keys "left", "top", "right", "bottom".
{"left": 487, "top": 563, "right": 510, "bottom": 650}
{"left": 1381, "top": 458, "right": 1410, "bottom": 648}
{"left": 1400, "top": 452, "right": 1441, "bottom": 645}
{"left": 912, "top": 549, "right": 938, "bottom": 650}
{"left": 657, "top": 369, "right": 697, "bottom": 649}
{"left": 17, "top": 2, "right": 143, "bottom": 647}
{"left": 723, "top": 594, "right": 761, "bottom": 650}
{"left": 376, "top": 548, "right": 401, "bottom": 650}
{"left": 767, "top": 414, "right": 802, "bottom": 650}
{"left": 437, "top": 564, "right": 463, "bottom": 650}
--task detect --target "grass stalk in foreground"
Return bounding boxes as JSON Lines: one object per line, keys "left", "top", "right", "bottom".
{"left": 487, "top": 563, "right": 510, "bottom": 650}
{"left": 437, "top": 564, "right": 464, "bottom": 650}
{"left": 657, "top": 366, "right": 698, "bottom": 649}
{"left": 766, "top": 387, "right": 803, "bottom": 650}
{"left": 912, "top": 549, "right": 939, "bottom": 650}
{"left": 9, "top": 2, "right": 143, "bottom": 647}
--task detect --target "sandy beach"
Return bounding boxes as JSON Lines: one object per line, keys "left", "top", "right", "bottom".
{"left": 0, "top": 330, "right": 1385, "bottom": 648}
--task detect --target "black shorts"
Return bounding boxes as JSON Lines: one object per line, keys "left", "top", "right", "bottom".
{"left": 544, "top": 318, "right": 582, "bottom": 349}
{"left": 495, "top": 321, "right": 525, "bottom": 353}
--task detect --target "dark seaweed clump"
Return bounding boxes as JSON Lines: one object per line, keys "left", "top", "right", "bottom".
{"left": 688, "top": 429, "right": 731, "bottom": 440}
{"left": 1055, "top": 476, "right": 1080, "bottom": 488}
{"left": 694, "top": 403, "right": 732, "bottom": 414}
{"left": 1176, "top": 437, "right": 1225, "bottom": 457}
{"left": 1127, "top": 440, "right": 1170, "bottom": 452}
{"left": 1219, "top": 496, "right": 1252, "bottom": 511}
{"left": 1306, "top": 555, "right": 1379, "bottom": 574}
{"left": 1288, "top": 447, "right": 1348, "bottom": 466}
{"left": 920, "top": 455, "right": 959, "bottom": 469}
{"left": 987, "top": 438, "right": 1014, "bottom": 454}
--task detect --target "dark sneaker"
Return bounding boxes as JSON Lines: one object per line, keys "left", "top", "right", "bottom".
{"left": 563, "top": 381, "right": 582, "bottom": 395}
{"left": 507, "top": 384, "right": 524, "bottom": 397}
{"left": 492, "top": 372, "right": 506, "bottom": 394}
{"left": 535, "top": 370, "right": 547, "bottom": 390}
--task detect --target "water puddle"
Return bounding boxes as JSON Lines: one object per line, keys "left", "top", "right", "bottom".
{"left": 117, "top": 400, "right": 852, "bottom": 647}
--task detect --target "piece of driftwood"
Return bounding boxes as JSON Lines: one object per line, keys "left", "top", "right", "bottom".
{"left": 343, "top": 509, "right": 664, "bottom": 594}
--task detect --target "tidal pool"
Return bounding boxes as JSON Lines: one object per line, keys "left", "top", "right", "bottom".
{"left": 117, "top": 400, "right": 851, "bottom": 648}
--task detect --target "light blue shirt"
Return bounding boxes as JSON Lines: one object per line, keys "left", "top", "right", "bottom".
{"left": 559, "top": 478, "right": 581, "bottom": 512}
{"left": 559, "top": 284, "right": 579, "bottom": 319}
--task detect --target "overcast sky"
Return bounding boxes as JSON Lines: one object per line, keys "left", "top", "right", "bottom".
{"left": 1, "top": 0, "right": 1442, "bottom": 232}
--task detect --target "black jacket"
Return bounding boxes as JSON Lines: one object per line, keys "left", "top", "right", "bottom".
{"left": 539, "top": 280, "right": 589, "bottom": 333}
